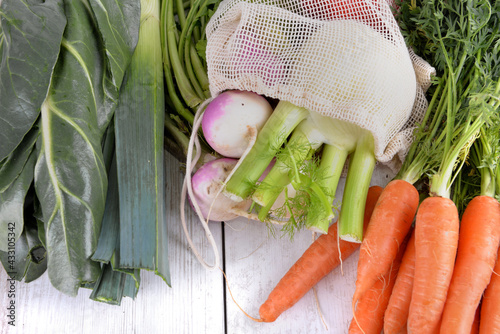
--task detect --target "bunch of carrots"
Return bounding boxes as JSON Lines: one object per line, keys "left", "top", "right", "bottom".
{"left": 249, "top": 0, "right": 500, "bottom": 332}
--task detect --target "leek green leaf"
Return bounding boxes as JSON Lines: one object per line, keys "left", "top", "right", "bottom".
{"left": 123, "top": 273, "right": 139, "bottom": 299}
{"left": 92, "top": 154, "right": 119, "bottom": 263}
{"left": 110, "top": 253, "right": 141, "bottom": 289}
{"left": 0, "top": 0, "right": 66, "bottom": 160}
{"left": 89, "top": 263, "right": 126, "bottom": 305}
{"left": 88, "top": 0, "right": 141, "bottom": 131}
{"left": 115, "top": 0, "right": 170, "bottom": 284}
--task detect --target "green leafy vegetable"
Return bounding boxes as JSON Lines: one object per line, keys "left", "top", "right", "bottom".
{"left": 396, "top": 0, "right": 499, "bottom": 199}
{"left": 92, "top": 154, "right": 120, "bottom": 264}
{"left": 87, "top": 0, "right": 141, "bottom": 131}
{"left": 0, "top": 126, "right": 38, "bottom": 193}
{"left": 0, "top": 151, "right": 36, "bottom": 252}
{"left": 22, "top": 221, "right": 48, "bottom": 283}
{"left": 89, "top": 263, "right": 138, "bottom": 305}
{"left": 0, "top": 0, "right": 66, "bottom": 160}
{"left": 160, "top": 0, "right": 221, "bottom": 162}
{"left": 34, "top": 0, "right": 141, "bottom": 296}
{"left": 114, "top": 0, "right": 170, "bottom": 284}
{"left": 34, "top": 0, "right": 109, "bottom": 296}
{"left": 0, "top": 213, "right": 47, "bottom": 282}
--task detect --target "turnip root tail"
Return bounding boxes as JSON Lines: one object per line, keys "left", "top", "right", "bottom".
{"left": 220, "top": 268, "right": 263, "bottom": 322}
{"left": 181, "top": 97, "right": 260, "bottom": 270}
{"left": 181, "top": 98, "right": 222, "bottom": 270}
{"left": 205, "top": 125, "right": 257, "bottom": 222}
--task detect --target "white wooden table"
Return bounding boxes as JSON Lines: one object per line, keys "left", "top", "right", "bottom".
{"left": 0, "top": 151, "right": 394, "bottom": 334}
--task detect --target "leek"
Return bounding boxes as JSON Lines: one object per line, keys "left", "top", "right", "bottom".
{"left": 114, "top": 0, "right": 170, "bottom": 284}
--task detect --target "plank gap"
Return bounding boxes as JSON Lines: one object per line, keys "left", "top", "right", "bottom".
{"left": 221, "top": 221, "right": 228, "bottom": 334}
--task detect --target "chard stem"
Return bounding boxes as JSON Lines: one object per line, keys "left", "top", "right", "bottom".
{"left": 338, "top": 133, "right": 376, "bottom": 243}
{"left": 224, "top": 101, "right": 309, "bottom": 201}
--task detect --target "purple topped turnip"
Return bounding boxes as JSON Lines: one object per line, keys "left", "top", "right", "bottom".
{"left": 202, "top": 90, "right": 273, "bottom": 158}
{"left": 190, "top": 158, "right": 252, "bottom": 222}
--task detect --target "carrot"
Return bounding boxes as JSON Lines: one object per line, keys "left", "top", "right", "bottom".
{"left": 471, "top": 304, "right": 480, "bottom": 334}
{"left": 258, "top": 185, "right": 383, "bottom": 322}
{"left": 348, "top": 229, "right": 410, "bottom": 334}
{"left": 352, "top": 179, "right": 419, "bottom": 306}
{"left": 440, "top": 196, "right": 500, "bottom": 333}
{"left": 479, "top": 247, "right": 500, "bottom": 333}
{"left": 383, "top": 230, "right": 416, "bottom": 334}
{"left": 408, "top": 196, "right": 459, "bottom": 334}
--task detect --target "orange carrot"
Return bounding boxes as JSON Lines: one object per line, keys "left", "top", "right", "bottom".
{"left": 408, "top": 196, "right": 459, "bottom": 334}
{"left": 258, "top": 185, "right": 383, "bottom": 322}
{"left": 383, "top": 230, "right": 416, "bottom": 334}
{"left": 352, "top": 180, "right": 419, "bottom": 306}
{"left": 349, "top": 229, "right": 410, "bottom": 334}
{"left": 440, "top": 196, "right": 500, "bottom": 333}
{"left": 471, "top": 304, "right": 480, "bottom": 334}
{"left": 479, "top": 247, "right": 500, "bottom": 333}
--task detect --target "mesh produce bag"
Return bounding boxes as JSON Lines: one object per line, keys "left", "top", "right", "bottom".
{"left": 205, "top": 0, "right": 435, "bottom": 169}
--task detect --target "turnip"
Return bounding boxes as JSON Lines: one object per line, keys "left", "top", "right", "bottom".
{"left": 202, "top": 90, "right": 273, "bottom": 158}
{"left": 190, "top": 158, "right": 252, "bottom": 221}
{"left": 179, "top": 89, "right": 272, "bottom": 270}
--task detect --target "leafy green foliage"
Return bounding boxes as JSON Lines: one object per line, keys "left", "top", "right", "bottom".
{"left": 0, "top": 152, "right": 36, "bottom": 252}
{"left": 0, "top": 0, "right": 140, "bottom": 295}
{"left": 35, "top": 0, "right": 112, "bottom": 296}
{"left": 0, "top": 0, "right": 66, "bottom": 161}
{"left": 114, "top": 0, "right": 170, "bottom": 285}
{"left": 0, "top": 125, "right": 38, "bottom": 193}
{"left": 0, "top": 204, "right": 48, "bottom": 283}
{"left": 260, "top": 141, "right": 334, "bottom": 239}
{"left": 87, "top": 0, "right": 141, "bottom": 132}
{"left": 396, "top": 0, "right": 500, "bottom": 198}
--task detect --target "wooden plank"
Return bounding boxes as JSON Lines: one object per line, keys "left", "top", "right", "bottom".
{"left": 223, "top": 164, "right": 395, "bottom": 333}
{"left": 0, "top": 152, "right": 225, "bottom": 333}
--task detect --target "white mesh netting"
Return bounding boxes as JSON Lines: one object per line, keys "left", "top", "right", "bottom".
{"left": 205, "top": 0, "right": 435, "bottom": 170}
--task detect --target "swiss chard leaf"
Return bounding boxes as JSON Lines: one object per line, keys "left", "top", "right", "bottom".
{"left": 34, "top": 0, "right": 141, "bottom": 296}
{"left": 0, "top": 219, "right": 48, "bottom": 282}
{"left": 0, "top": 0, "right": 66, "bottom": 161}
{"left": 23, "top": 222, "right": 47, "bottom": 283}
{"left": 0, "top": 150, "right": 36, "bottom": 252}
{"left": 0, "top": 125, "right": 38, "bottom": 193}
{"left": 34, "top": 0, "right": 108, "bottom": 296}
{"left": 0, "top": 227, "right": 29, "bottom": 281}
